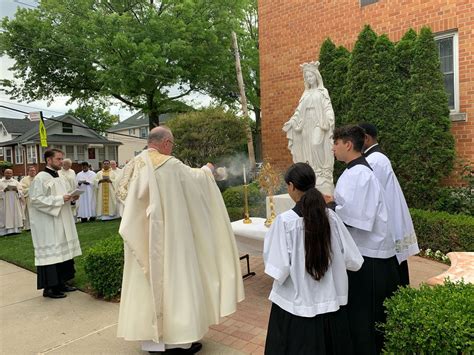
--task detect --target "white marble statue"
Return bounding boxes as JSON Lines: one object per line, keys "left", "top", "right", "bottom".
{"left": 283, "top": 61, "right": 335, "bottom": 195}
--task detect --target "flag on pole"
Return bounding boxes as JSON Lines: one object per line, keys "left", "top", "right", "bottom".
{"left": 38, "top": 112, "right": 48, "bottom": 147}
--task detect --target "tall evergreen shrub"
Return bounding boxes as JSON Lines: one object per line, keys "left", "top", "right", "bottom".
{"left": 402, "top": 27, "right": 455, "bottom": 207}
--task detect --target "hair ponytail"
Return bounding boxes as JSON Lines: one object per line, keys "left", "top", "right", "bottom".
{"left": 285, "top": 163, "right": 332, "bottom": 281}
{"left": 301, "top": 188, "right": 332, "bottom": 281}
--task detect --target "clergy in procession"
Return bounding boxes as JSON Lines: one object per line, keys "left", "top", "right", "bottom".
{"left": 117, "top": 126, "right": 244, "bottom": 354}
{"left": 0, "top": 169, "right": 24, "bottom": 236}
{"left": 59, "top": 158, "right": 78, "bottom": 217}
{"left": 110, "top": 160, "right": 124, "bottom": 217}
{"left": 20, "top": 166, "right": 36, "bottom": 230}
{"left": 76, "top": 162, "right": 96, "bottom": 223}
{"left": 29, "top": 149, "right": 81, "bottom": 299}
{"left": 327, "top": 125, "right": 401, "bottom": 355}
{"left": 360, "top": 123, "right": 419, "bottom": 286}
{"left": 264, "top": 163, "right": 363, "bottom": 354}
{"left": 94, "top": 160, "right": 119, "bottom": 220}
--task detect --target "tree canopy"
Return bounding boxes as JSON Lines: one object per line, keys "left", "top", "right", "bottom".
{"left": 1, "top": 0, "right": 249, "bottom": 127}
{"left": 66, "top": 102, "right": 119, "bottom": 133}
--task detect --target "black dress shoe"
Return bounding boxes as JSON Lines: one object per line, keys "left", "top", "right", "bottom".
{"left": 162, "top": 342, "right": 203, "bottom": 354}
{"left": 60, "top": 284, "right": 77, "bottom": 292}
{"left": 43, "top": 288, "right": 67, "bottom": 299}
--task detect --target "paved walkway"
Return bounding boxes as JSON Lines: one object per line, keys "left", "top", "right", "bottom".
{"left": 0, "top": 256, "right": 448, "bottom": 355}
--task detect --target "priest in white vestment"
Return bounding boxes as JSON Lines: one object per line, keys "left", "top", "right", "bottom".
{"left": 94, "top": 160, "right": 118, "bottom": 220}
{"left": 0, "top": 169, "right": 24, "bottom": 236}
{"left": 20, "top": 166, "right": 36, "bottom": 230}
{"left": 59, "top": 158, "right": 78, "bottom": 218}
{"left": 110, "top": 160, "right": 124, "bottom": 217}
{"left": 76, "top": 162, "right": 96, "bottom": 222}
{"left": 328, "top": 125, "right": 401, "bottom": 355}
{"left": 117, "top": 127, "right": 244, "bottom": 354}
{"left": 29, "top": 149, "right": 81, "bottom": 298}
{"left": 360, "top": 123, "right": 419, "bottom": 286}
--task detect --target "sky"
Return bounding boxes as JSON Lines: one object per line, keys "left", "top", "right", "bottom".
{"left": 0, "top": 0, "right": 212, "bottom": 121}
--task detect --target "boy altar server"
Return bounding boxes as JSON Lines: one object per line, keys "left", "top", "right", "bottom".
{"left": 328, "top": 125, "right": 401, "bottom": 355}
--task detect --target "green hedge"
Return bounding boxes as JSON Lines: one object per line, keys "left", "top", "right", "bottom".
{"left": 222, "top": 183, "right": 264, "bottom": 207}
{"left": 382, "top": 280, "right": 474, "bottom": 353}
{"left": 411, "top": 208, "right": 474, "bottom": 253}
{"left": 83, "top": 236, "right": 124, "bottom": 300}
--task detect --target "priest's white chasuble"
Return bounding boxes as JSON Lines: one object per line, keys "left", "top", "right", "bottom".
{"left": 94, "top": 169, "right": 118, "bottom": 219}
{"left": 0, "top": 178, "right": 24, "bottom": 235}
{"left": 20, "top": 175, "right": 34, "bottom": 230}
{"left": 117, "top": 149, "right": 244, "bottom": 345}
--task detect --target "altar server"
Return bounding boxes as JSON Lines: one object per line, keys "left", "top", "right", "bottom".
{"left": 264, "top": 162, "right": 363, "bottom": 354}
{"left": 360, "top": 123, "right": 419, "bottom": 286}
{"left": 76, "top": 162, "right": 96, "bottom": 222}
{"left": 330, "top": 125, "right": 401, "bottom": 355}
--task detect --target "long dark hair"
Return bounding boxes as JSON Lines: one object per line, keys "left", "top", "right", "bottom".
{"left": 285, "top": 163, "right": 332, "bottom": 281}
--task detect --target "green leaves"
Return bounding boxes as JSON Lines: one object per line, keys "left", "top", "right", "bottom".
{"left": 1, "top": 0, "right": 248, "bottom": 125}
{"left": 382, "top": 280, "right": 474, "bottom": 353}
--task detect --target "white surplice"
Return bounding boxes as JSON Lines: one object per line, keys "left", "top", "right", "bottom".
{"left": 364, "top": 144, "right": 419, "bottom": 263}
{"left": 76, "top": 170, "right": 96, "bottom": 219}
{"left": 20, "top": 176, "right": 34, "bottom": 230}
{"left": 59, "top": 168, "right": 77, "bottom": 216}
{"left": 0, "top": 178, "right": 24, "bottom": 235}
{"left": 29, "top": 171, "right": 81, "bottom": 266}
{"left": 94, "top": 169, "right": 118, "bottom": 220}
{"left": 264, "top": 207, "right": 364, "bottom": 317}
{"left": 117, "top": 149, "right": 244, "bottom": 345}
{"left": 334, "top": 158, "right": 396, "bottom": 259}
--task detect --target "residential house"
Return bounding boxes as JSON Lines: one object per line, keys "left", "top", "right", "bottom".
{"left": 259, "top": 0, "right": 473, "bottom": 172}
{"left": 0, "top": 114, "right": 121, "bottom": 176}
{"left": 107, "top": 111, "right": 173, "bottom": 165}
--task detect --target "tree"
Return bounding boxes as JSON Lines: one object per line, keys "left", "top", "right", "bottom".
{"left": 1, "top": 0, "right": 246, "bottom": 128}
{"left": 166, "top": 108, "right": 248, "bottom": 167}
{"left": 318, "top": 38, "right": 350, "bottom": 126}
{"left": 67, "top": 102, "right": 119, "bottom": 133}
{"left": 401, "top": 27, "right": 455, "bottom": 207}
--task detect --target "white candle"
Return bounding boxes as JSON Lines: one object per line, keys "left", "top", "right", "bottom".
{"left": 243, "top": 165, "right": 247, "bottom": 184}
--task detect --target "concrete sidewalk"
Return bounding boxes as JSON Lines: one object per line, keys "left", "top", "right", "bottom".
{"left": 0, "top": 256, "right": 448, "bottom": 355}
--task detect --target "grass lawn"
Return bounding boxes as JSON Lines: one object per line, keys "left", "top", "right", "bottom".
{"left": 0, "top": 219, "right": 121, "bottom": 290}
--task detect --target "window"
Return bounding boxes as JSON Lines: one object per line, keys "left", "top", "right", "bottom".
{"left": 62, "top": 122, "right": 73, "bottom": 133}
{"left": 65, "top": 145, "right": 74, "bottom": 160}
{"left": 88, "top": 148, "right": 96, "bottom": 160}
{"left": 15, "top": 145, "right": 23, "bottom": 164}
{"left": 128, "top": 128, "right": 135, "bottom": 136}
{"left": 27, "top": 145, "right": 37, "bottom": 164}
{"left": 107, "top": 146, "right": 116, "bottom": 161}
{"left": 77, "top": 145, "right": 85, "bottom": 162}
{"left": 140, "top": 127, "right": 148, "bottom": 138}
{"left": 98, "top": 147, "right": 105, "bottom": 161}
{"left": 360, "top": 0, "right": 378, "bottom": 6}
{"left": 0, "top": 147, "right": 3, "bottom": 156}
{"left": 5, "top": 147, "right": 12, "bottom": 163}
{"left": 435, "top": 31, "right": 459, "bottom": 112}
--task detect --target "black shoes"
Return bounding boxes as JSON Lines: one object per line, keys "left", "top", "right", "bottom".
{"left": 42, "top": 288, "right": 66, "bottom": 299}
{"left": 149, "top": 342, "right": 203, "bottom": 354}
{"left": 60, "top": 284, "right": 77, "bottom": 292}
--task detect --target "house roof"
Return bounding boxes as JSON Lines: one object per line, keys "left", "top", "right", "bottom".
{"left": 0, "top": 117, "right": 37, "bottom": 133}
{"left": 108, "top": 111, "right": 173, "bottom": 131}
{"left": 0, "top": 114, "right": 121, "bottom": 147}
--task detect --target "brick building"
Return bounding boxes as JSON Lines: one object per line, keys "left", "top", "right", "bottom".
{"left": 259, "top": 0, "right": 473, "bottom": 175}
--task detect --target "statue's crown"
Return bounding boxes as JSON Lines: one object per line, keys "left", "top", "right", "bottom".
{"left": 300, "top": 61, "right": 320, "bottom": 73}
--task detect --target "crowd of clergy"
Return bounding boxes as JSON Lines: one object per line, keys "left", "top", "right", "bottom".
{"left": 0, "top": 159, "right": 124, "bottom": 236}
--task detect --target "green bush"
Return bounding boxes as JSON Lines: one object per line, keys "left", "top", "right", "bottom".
{"left": 227, "top": 205, "right": 266, "bottom": 222}
{"left": 382, "top": 280, "right": 474, "bottom": 353}
{"left": 433, "top": 186, "right": 473, "bottom": 216}
{"left": 222, "top": 183, "right": 264, "bottom": 208}
{"left": 84, "top": 236, "right": 124, "bottom": 300}
{"left": 411, "top": 208, "right": 474, "bottom": 253}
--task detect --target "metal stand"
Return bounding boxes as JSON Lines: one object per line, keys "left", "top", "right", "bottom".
{"left": 240, "top": 254, "right": 255, "bottom": 279}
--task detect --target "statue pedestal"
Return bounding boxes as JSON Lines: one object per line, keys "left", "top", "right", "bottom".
{"left": 266, "top": 194, "right": 295, "bottom": 220}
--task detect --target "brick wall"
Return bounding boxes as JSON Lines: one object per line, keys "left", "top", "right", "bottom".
{"left": 259, "top": 0, "right": 474, "bottom": 178}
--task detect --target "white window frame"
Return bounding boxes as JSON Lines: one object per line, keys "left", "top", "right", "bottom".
{"left": 5, "top": 147, "right": 12, "bottom": 163}
{"left": 27, "top": 145, "right": 37, "bottom": 164}
{"left": 140, "top": 127, "right": 148, "bottom": 138}
{"left": 434, "top": 31, "right": 459, "bottom": 113}
{"left": 15, "top": 145, "right": 23, "bottom": 164}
